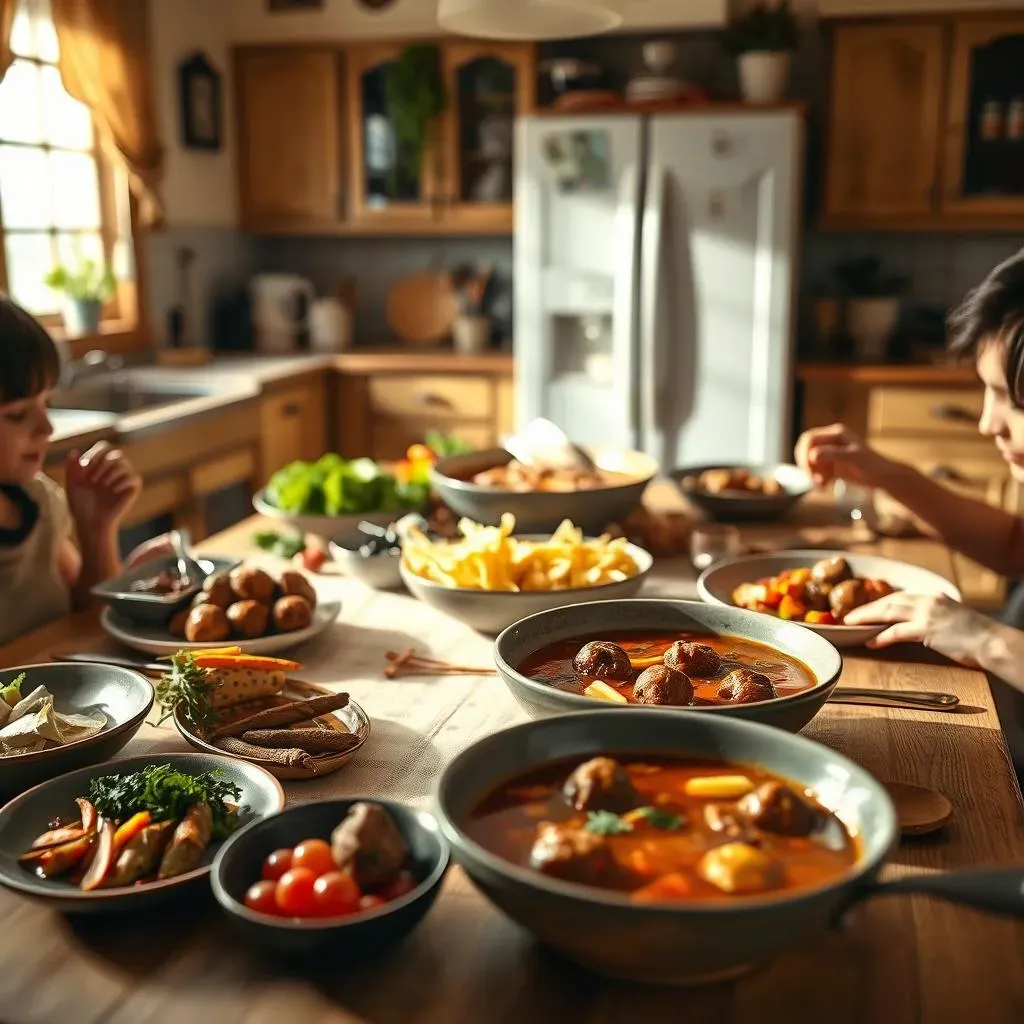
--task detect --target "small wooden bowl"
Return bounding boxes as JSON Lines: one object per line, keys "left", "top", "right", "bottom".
{"left": 173, "top": 679, "right": 370, "bottom": 781}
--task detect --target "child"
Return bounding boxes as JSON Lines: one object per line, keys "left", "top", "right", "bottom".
{"left": 0, "top": 296, "right": 142, "bottom": 644}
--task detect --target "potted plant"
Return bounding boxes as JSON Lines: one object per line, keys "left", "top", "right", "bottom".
{"left": 44, "top": 257, "right": 116, "bottom": 337}
{"left": 724, "top": 0, "right": 800, "bottom": 104}
{"left": 835, "top": 256, "right": 909, "bottom": 360}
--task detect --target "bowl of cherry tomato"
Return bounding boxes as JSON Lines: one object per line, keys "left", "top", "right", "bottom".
{"left": 210, "top": 798, "right": 449, "bottom": 957}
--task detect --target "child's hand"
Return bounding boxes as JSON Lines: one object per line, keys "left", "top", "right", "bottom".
{"left": 124, "top": 533, "right": 175, "bottom": 569}
{"left": 65, "top": 441, "right": 142, "bottom": 534}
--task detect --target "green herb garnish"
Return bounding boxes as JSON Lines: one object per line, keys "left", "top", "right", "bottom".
{"left": 88, "top": 763, "right": 243, "bottom": 839}
{"left": 154, "top": 652, "right": 220, "bottom": 727}
{"left": 253, "top": 529, "right": 306, "bottom": 559}
{"left": 630, "top": 806, "right": 685, "bottom": 831}
{"left": 0, "top": 672, "right": 25, "bottom": 707}
{"left": 584, "top": 810, "right": 634, "bottom": 836}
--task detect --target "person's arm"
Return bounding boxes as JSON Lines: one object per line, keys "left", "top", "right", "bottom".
{"left": 973, "top": 620, "right": 1024, "bottom": 694}
{"left": 70, "top": 524, "right": 121, "bottom": 610}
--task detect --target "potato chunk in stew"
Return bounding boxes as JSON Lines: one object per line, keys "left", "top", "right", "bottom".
{"left": 562, "top": 757, "right": 638, "bottom": 814}
{"left": 698, "top": 841, "right": 783, "bottom": 895}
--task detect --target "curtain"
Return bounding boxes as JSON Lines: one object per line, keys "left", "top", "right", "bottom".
{"left": 51, "top": 0, "right": 163, "bottom": 225}
{"left": 0, "top": 0, "right": 15, "bottom": 83}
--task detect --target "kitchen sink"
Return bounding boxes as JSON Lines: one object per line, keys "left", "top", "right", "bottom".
{"left": 50, "top": 381, "right": 217, "bottom": 415}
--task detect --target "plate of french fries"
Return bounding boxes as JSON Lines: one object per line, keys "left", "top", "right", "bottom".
{"left": 399, "top": 514, "right": 653, "bottom": 634}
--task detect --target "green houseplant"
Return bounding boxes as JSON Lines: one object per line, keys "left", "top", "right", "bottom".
{"left": 383, "top": 44, "right": 447, "bottom": 198}
{"left": 835, "top": 256, "right": 909, "bottom": 360}
{"left": 723, "top": 0, "right": 799, "bottom": 104}
{"left": 44, "top": 257, "right": 116, "bottom": 337}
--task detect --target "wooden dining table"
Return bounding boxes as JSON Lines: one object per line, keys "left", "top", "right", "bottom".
{"left": 1, "top": 486, "right": 1022, "bottom": 1024}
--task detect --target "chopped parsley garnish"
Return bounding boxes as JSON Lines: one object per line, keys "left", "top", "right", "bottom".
{"left": 631, "top": 806, "right": 685, "bottom": 831}
{"left": 584, "top": 811, "right": 634, "bottom": 836}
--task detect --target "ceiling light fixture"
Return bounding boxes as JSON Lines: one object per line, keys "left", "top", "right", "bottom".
{"left": 437, "top": 0, "right": 623, "bottom": 41}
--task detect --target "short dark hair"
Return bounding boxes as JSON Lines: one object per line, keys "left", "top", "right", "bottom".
{"left": 948, "top": 248, "right": 1024, "bottom": 404}
{"left": 0, "top": 296, "right": 62, "bottom": 405}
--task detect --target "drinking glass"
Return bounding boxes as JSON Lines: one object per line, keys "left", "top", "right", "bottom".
{"left": 690, "top": 523, "right": 742, "bottom": 571}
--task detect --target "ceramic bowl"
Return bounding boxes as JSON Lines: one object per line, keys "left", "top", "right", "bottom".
{"left": 671, "top": 463, "right": 812, "bottom": 522}
{"left": 400, "top": 540, "right": 654, "bottom": 636}
{"left": 329, "top": 533, "right": 404, "bottom": 591}
{"left": 434, "top": 709, "right": 898, "bottom": 986}
{"left": 698, "top": 549, "right": 962, "bottom": 649}
{"left": 493, "top": 598, "right": 842, "bottom": 733}
{"left": 429, "top": 446, "right": 658, "bottom": 533}
{"left": 211, "top": 798, "right": 449, "bottom": 960}
{"left": 0, "top": 663, "right": 155, "bottom": 799}
{"left": 252, "top": 490, "right": 405, "bottom": 540}
{"left": 0, "top": 752, "right": 285, "bottom": 913}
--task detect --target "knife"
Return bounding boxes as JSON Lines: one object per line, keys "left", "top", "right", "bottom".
{"left": 828, "top": 687, "right": 959, "bottom": 711}
{"left": 51, "top": 651, "right": 166, "bottom": 674}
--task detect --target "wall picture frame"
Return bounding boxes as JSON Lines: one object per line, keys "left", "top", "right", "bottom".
{"left": 178, "top": 52, "right": 223, "bottom": 151}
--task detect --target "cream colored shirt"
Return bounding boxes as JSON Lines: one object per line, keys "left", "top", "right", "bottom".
{"left": 0, "top": 475, "right": 72, "bottom": 645}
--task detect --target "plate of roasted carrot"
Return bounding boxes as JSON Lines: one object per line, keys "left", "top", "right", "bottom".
{"left": 0, "top": 751, "right": 284, "bottom": 912}
{"left": 157, "top": 647, "right": 369, "bottom": 781}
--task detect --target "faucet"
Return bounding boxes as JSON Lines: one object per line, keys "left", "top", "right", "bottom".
{"left": 63, "top": 349, "right": 125, "bottom": 387}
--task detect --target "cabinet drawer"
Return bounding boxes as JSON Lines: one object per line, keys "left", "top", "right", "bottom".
{"left": 371, "top": 421, "right": 494, "bottom": 461}
{"left": 368, "top": 375, "right": 493, "bottom": 421}
{"left": 868, "top": 386, "right": 983, "bottom": 437}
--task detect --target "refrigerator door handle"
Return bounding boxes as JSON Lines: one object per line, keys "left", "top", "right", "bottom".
{"left": 613, "top": 161, "right": 640, "bottom": 448}
{"left": 639, "top": 164, "right": 666, "bottom": 458}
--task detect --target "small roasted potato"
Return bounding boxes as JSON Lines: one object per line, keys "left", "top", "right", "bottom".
{"left": 227, "top": 599, "right": 270, "bottom": 639}
{"left": 663, "top": 641, "right": 721, "bottom": 678}
{"left": 184, "top": 604, "right": 231, "bottom": 643}
{"left": 802, "top": 580, "right": 833, "bottom": 612}
{"left": 810, "top": 555, "right": 852, "bottom": 586}
{"left": 829, "top": 578, "right": 867, "bottom": 622}
{"left": 277, "top": 569, "right": 317, "bottom": 609}
{"left": 201, "top": 573, "right": 235, "bottom": 609}
{"left": 228, "top": 565, "right": 276, "bottom": 604}
{"left": 168, "top": 608, "right": 190, "bottom": 639}
{"left": 272, "top": 594, "right": 313, "bottom": 632}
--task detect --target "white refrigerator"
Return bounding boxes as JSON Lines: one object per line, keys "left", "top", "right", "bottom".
{"left": 514, "top": 110, "right": 803, "bottom": 472}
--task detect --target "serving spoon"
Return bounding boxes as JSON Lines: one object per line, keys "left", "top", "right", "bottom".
{"left": 827, "top": 687, "right": 959, "bottom": 711}
{"left": 502, "top": 417, "right": 597, "bottom": 472}
{"left": 169, "top": 528, "right": 205, "bottom": 587}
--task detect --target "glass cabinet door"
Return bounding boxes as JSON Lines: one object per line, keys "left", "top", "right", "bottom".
{"left": 944, "top": 18, "right": 1024, "bottom": 216}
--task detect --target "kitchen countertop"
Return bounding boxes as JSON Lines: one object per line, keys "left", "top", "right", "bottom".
{"left": 796, "top": 361, "right": 978, "bottom": 385}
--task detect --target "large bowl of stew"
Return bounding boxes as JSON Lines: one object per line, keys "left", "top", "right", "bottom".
{"left": 493, "top": 598, "right": 843, "bottom": 733}
{"left": 434, "top": 709, "right": 898, "bottom": 986}
{"left": 429, "top": 446, "right": 658, "bottom": 534}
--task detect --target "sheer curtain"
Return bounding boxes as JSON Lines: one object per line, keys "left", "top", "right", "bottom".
{"left": 50, "top": 0, "right": 162, "bottom": 224}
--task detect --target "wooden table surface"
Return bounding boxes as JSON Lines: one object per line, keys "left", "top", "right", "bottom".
{"left": 1, "top": 491, "right": 1023, "bottom": 1024}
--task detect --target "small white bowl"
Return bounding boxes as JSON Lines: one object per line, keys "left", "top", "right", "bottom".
{"left": 329, "top": 539, "right": 404, "bottom": 590}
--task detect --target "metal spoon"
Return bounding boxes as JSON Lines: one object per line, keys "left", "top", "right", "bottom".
{"left": 827, "top": 687, "right": 959, "bottom": 710}
{"left": 503, "top": 418, "right": 596, "bottom": 471}
{"left": 169, "top": 528, "right": 204, "bottom": 586}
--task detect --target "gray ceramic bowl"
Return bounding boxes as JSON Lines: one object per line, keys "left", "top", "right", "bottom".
{"left": 0, "top": 752, "right": 285, "bottom": 913}
{"left": 671, "top": 463, "right": 812, "bottom": 522}
{"left": 0, "top": 663, "right": 155, "bottom": 799}
{"left": 493, "top": 599, "right": 842, "bottom": 733}
{"left": 329, "top": 536, "right": 404, "bottom": 591}
{"left": 698, "top": 549, "right": 962, "bottom": 649}
{"left": 91, "top": 555, "right": 240, "bottom": 627}
{"left": 434, "top": 709, "right": 898, "bottom": 986}
{"left": 400, "top": 540, "right": 654, "bottom": 636}
{"left": 252, "top": 489, "right": 407, "bottom": 540}
{"left": 211, "top": 798, "right": 449, "bottom": 960}
{"left": 430, "top": 446, "right": 658, "bottom": 533}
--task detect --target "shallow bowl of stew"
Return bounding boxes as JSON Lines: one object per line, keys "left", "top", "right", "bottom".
{"left": 434, "top": 709, "right": 898, "bottom": 986}
{"left": 698, "top": 549, "right": 962, "bottom": 649}
{"left": 430, "top": 446, "right": 658, "bottom": 534}
{"left": 493, "top": 598, "right": 842, "bottom": 733}
{"left": 671, "top": 463, "right": 812, "bottom": 522}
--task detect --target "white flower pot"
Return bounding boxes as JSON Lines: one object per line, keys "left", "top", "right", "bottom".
{"left": 738, "top": 51, "right": 791, "bottom": 104}
{"left": 846, "top": 297, "right": 901, "bottom": 360}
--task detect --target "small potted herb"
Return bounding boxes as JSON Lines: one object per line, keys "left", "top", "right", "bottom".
{"left": 723, "top": 0, "right": 800, "bottom": 104}
{"left": 835, "top": 256, "right": 909, "bottom": 360}
{"left": 44, "top": 256, "right": 116, "bottom": 336}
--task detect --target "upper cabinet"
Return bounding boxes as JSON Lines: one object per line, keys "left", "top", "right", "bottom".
{"left": 822, "top": 15, "right": 1024, "bottom": 230}
{"left": 236, "top": 48, "right": 344, "bottom": 232}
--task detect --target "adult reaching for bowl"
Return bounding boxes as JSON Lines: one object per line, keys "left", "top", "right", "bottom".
{"left": 795, "top": 249, "right": 1024, "bottom": 695}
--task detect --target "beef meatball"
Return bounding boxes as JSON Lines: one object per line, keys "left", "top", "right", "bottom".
{"left": 201, "top": 573, "right": 234, "bottom": 609}
{"left": 562, "top": 757, "right": 637, "bottom": 814}
{"left": 663, "top": 641, "right": 721, "bottom": 678}
{"left": 529, "top": 823, "right": 617, "bottom": 887}
{"left": 168, "top": 608, "right": 190, "bottom": 639}
{"left": 572, "top": 641, "right": 633, "bottom": 681}
{"left": 829, "top": 578, "right": 867, "bottom": 622}
{"left": 632, "top": 665, "right": 693, "bottom": 706}
{"left": 272, "top": 595, "right": 313, "bottom": 632}
{"left": 331, "top": 801, "right": 410, "bottom": 889}
{"left": 227, "top": 599, "right": 270, "bottom": 639}
{"left": 228, "top": 565, "right": 276, "bottom": 604}
{"left": 738, "top": 781, "right": 822, "bottom": 837}
{"left": 717, "top": 668, "right": 776, "bottom": 705}
{"left": 704, "top": 803, "right": 755, "bottom": 842}
{"left": 278, "top": 569, "right": 317, "bottom": 609}
{"left": 810, "top": 555, "right": 852, "bottom": 585}
{"left": 184, "top": 604, "right": 231, "bottom": 643}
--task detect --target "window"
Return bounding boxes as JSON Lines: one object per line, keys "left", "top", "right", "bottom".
{"left": 0, "top": 0, "right": 135, "bottom": 330}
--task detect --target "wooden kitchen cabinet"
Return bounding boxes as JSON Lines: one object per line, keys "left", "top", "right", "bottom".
{"left": 259, "top": 377, "right": 328, "bottom": 481}
{"left": 235, "top": 48, "right": 344, "bottom": 231}
{"left": 822, "top": 22, "right": 947, "bottom": 225}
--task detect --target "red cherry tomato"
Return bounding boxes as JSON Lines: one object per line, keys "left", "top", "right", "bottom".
{"left": 275, "top": 867, "right": 318, "bottom": 917}
{"left": 291, "top": 838, "right": 335, "bottom": 877}
{"left": 244, "top": 880, "right": 280, "bottom": 916}
{"left": 262, "top": 848, "right": 293, "bottom": 882}
{"left": 313, "top": 871, "right": 361, "bottom": 917}
{"left": 359, "top": 894, "right": 386, "bottom": 912}
{"left": 293, "top": 547, "right": 326, "bottom": 573}
{"left": 377, "top": 870, "right": 417, "bottom": 901}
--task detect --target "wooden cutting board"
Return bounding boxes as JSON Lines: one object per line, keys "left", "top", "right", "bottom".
{"left": 385, "top": 270, "right": 459, "bottom": 346}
